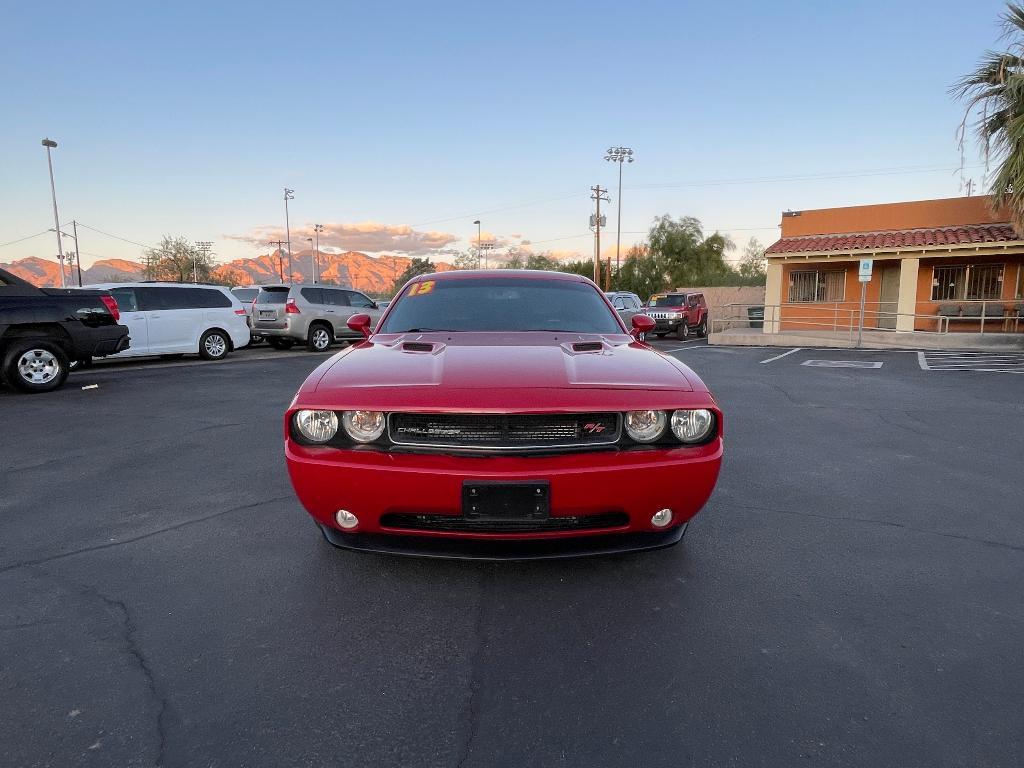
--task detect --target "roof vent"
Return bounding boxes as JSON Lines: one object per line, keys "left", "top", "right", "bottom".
{"left": 402, "top": 342, "right": 435, "bottom": 352}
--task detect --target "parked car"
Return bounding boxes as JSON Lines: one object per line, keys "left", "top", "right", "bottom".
{"left": 284, "top": 270, "right": 723, "bottom": 559}
{"left": 605, "top": 291, "right": 644, "bottom": 325}
{"left": 87, "top": 283, "right": 249, "bottom": 360}
{"left": 252, "top": 284, "right": 383, "bottom": 352}
{"left": 0, "top": 267, "right": 128, "bottom": 393}
{"left": 645, "top": 292, "right": 709, "bottom": 339}
{"left": 230, "top": 286, "right": 263, "bottom": 344}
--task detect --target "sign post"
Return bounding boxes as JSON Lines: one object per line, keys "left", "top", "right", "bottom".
{"left": 857, "top": 259, "right": 873, "bottom": 347}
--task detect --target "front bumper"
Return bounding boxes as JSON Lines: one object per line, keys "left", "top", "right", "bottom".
{"left": 318, "top": 523, "right": 688, "bottom": 560}
{"left": 286, "top": 440, "right": 722, "bottom": 558}
{"left": 652, "top": 318, "right": 684, "bottom": 332}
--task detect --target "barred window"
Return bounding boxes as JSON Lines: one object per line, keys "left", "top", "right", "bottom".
{"left": 788, "top": 270, "right": 845, "bottom": 303}
{"left": 931, "top": 264, "right": 1003, "bottom": 301}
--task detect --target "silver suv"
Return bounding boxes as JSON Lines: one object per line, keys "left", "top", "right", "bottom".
{"left": 252, "top": 284, "right": 383, "bottom": 351}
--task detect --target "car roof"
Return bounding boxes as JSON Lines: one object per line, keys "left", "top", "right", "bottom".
{"left": 258, "top": 283, "right": 354, "bottom": 290}
{"left": 90, "top": 282, "right": 230, "bottom": 290}
{"left": 410, "top": 269, "right": 591, "bottom": 283}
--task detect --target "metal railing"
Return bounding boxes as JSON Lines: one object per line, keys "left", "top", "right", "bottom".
{"left": 711, "top": 301, "right": 1024, "bottom": 338}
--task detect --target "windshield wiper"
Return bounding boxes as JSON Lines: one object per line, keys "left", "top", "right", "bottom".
{"left": 399, "top": 327, "right": 454, "bottom": 333}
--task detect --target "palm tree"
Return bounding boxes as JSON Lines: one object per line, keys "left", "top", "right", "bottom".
{"left": 953, "top": 3, "right": 1024, "bottom": 228}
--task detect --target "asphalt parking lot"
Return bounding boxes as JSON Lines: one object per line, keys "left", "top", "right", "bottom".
{"left": 2, "top": 341, "right": 1022, "bottom": 767}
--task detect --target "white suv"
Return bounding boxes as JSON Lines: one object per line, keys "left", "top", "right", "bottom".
{"left": 89, "top": 283, "right": 250, "bottom": 360}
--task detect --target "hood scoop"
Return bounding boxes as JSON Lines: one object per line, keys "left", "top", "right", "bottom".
{"left": 570, "top": 341, "right": 605, "bottom": 353}
{"left": 402, "top": 341, "right": 439, "bottom": 353}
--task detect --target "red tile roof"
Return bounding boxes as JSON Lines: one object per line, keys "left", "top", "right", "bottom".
{"left": 765, "top": 223, "right": 1019, "bottom": 255}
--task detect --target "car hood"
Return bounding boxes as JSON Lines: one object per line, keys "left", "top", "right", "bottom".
{"left": 310, "top": 333, "right": 695, "bottom": 394}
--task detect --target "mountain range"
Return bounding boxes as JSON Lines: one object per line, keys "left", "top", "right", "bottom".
{"left": 0, "top": 250, "right": 453, "bottom": 294}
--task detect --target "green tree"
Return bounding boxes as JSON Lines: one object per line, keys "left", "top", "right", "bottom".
{"left": 611, "top": 245, "right": 669, "bottom": 299}
{"left": 558, "top": 259, "right": 596, "bottom": 279}
{"left": 738, "top": 237, "right": 767, "bottom": 281}
{"left": 451, "top": 250, "right": 479, "bottom": 270}
{"left": 391, "top": 256, "right": 435, "bottom": 293}
{"left": 646, "top": 215, "right": 736, "bottom": 286}
{"left": 953, "top": 2, "right": 1024, "bottom": 228}
{"left": 143, "top": 235, "right": 216, "bottom": 282}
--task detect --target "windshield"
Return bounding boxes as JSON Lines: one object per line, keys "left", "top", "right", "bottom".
{"left": 648, "top": 294, "right": 685, "bottom": 307}
{"left": 379, "top": 277, "right": 624, "bottom": 334}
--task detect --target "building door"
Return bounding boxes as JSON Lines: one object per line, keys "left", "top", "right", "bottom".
{"left": 877, "top": 265, "right": 900, "bottom": 329}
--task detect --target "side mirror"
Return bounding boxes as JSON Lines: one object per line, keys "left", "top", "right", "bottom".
{"left": 347, "top": 313, "right": 372, "bottom": 339}
{"left": 631, "top": 314, "right": 655, "bottom": 339}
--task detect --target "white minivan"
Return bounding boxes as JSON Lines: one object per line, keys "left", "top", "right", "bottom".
{"left": 90, "top": 283, "right": 250, "bottom": 360}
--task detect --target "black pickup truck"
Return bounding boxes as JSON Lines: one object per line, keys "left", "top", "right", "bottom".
{"left": 0, "top": 267, "right": 129, "bottom": 393}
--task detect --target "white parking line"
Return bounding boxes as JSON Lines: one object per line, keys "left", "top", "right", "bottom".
{"left": 919, "top": 350, "right": 1024, "bottom": 373}
{"left": 759, "top": 348, "right": 801, "bottom": 365}
{"left": 801, "top": 360, "right": 883, "bottom": 369}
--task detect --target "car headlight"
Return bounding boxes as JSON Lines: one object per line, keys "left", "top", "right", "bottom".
{"left": 294, "top": 410, "right": 339, "bottom": 443}
{"left": 624, "top": 410, "right": 667, "bottom": 442}
{"left": 670, "top": 409, "right": 715, "bottom": 443}
{"left": 342, "top": 410, "right": 386, "bottom": 443}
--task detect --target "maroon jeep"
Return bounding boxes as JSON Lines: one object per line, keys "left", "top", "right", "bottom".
{"left": 645, "top": 292, "right": 709, "bottom": 339}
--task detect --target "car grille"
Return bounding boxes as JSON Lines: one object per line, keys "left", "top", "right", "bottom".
{"left": 380, "top": 512, "right": 628, "bottom": 533}
{"left": 388, "top": 412, "right": 621, "bottom": 450}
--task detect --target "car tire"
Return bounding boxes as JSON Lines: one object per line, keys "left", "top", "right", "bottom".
{"left": 2, "top": 339, "right": 70, "bottom": 393}
{"left": 267, "top": 337, "right": 295, "bottom": 350}
{"left": 677, "top": 322, "right": 690, "bottom": 340}
{"left": 697, "top": 317, "right": 708, "bottom": 337}
{"left": 199, "top": 329, "right": 230, "bottom": 361}
{"left": 307, "top": 323, "right": 333, "bottom": 352}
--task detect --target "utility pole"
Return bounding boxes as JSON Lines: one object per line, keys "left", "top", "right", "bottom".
{"left": 70, "top": 221, "right": 83, "bottom": 286}
{"left": 590, "top": 185, "right": 609, "bottom": 286}
{"left": 284, "top": 188, "right": 294, "bottom": 282}
{"left": 269, "top": 239, "right": 287, "bottom": 281}
{"left": 604, "top": 146, "right": 634, "bottom": 274}
{"left": 41, "top": 138, "right": 66, "bottom": 287}
{"left": 313, "top": 223, "right": 324, "bottom": 283}
{"left": 194, "top": 241, "right": 213, "bottom": 283}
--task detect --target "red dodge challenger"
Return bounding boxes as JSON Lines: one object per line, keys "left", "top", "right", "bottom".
{"left": 284, "top": 270, "right": 722, "bottom": 559}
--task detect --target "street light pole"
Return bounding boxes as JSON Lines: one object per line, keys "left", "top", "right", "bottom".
{"left": 313, "top": 224, "right": 324, "bottom": 284}
{"left": 41, "top": 138, "right": 66, "bottom": 287}
{"left": 603, "top": 146, "right": 634, "bottom": 274}
{"left": 473, "top": 220, "right": 482, "bottom": 268}
{"left": 284, "top": 188, "right": 294, "bottom": 282}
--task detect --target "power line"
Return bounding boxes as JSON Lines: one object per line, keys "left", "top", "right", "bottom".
{"left": 625, "top": 164, "right": 986, "bottom": 191}
{"left": 0, "top": 230, "right": 51, "bottom": 249}
{"left": 74, "top": 222, "right": 155, "bottom": 250}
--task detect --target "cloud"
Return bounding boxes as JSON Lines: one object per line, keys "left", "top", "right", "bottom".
{"left": 228, "top": 221, "right": 458, "bottom": 256}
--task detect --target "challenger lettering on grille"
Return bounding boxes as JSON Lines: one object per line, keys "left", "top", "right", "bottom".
{"left": 389, "top": 413, "right": 620, "bottom": 450}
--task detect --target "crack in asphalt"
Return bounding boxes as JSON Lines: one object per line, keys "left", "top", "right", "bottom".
{"left": 730, "top": 501, "right": 1024, "bottom": 553}
{"left": 0, "top": 495, "right": 294, "bottom": 574}
{"left": 455, "top": 567, "right": 492, "bottom": 768}
{"left": 33, "top": 567, "right": 170, "bottom": 767}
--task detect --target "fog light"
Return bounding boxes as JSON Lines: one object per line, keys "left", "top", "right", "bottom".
{"left": 651, "top": 509, "right": 673, "bottom": 528}
{"left": 335, "top": 509, "right": 359, "bottom": 529}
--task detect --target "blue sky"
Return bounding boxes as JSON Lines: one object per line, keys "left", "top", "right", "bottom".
{"left": 0, "top": 0, "right": 1008, "bottom": 269}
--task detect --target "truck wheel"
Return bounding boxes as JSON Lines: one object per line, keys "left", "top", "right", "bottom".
{"left": 677, "top": 323, "right": 690, "bottom": 340}
{"left": 3, "top": 340, "right": 70, "bottom": 393}
{"left": 199, "top": 329, "right": 230, "bottom": 361}
{"left": 697, "top": 317, "right": 708, "bottom": 337}
{"left": 307, "top": 323, "right": 333, "bottom": 352}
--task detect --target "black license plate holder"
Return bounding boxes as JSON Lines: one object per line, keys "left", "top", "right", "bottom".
{"left": 462, "top": 481, "right": 550, "bottom": 520}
